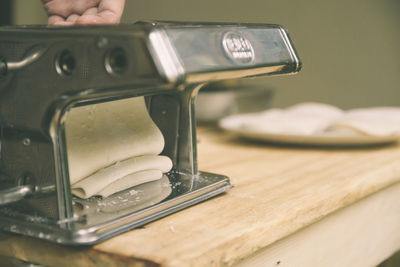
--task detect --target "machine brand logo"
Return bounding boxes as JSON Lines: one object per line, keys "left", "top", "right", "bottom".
{"left": 222, "top": 32, "right": 255, "bottom": 64}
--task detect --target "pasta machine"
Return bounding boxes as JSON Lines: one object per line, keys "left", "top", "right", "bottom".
{"left": 0, "top": 21, "right": 301, "bottom": 244}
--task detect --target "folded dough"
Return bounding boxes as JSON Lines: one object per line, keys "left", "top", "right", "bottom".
{"left": 65, "top": 96, "right": 172, "bottom": 199}
{"left": 71, "top": 155, "right": 173, "bottom": 198}
{"left": 97, "top": 170, "right": 163, "bottom": 198}
{"left": 65, "top": 96, "right": 165, "bottom": 184}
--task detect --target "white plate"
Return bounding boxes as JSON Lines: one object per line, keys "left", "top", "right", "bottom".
{"left": 219, "top": 115, "right": 400, "bottom": 146}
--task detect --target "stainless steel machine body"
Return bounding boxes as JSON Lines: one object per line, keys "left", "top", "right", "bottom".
{"left": 0, "top": 21, "right": 301, "bottom": 244}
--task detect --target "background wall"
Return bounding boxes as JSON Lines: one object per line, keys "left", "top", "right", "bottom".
{"left": 11, "top": 0, "right": 47, "bottom": 25}
{"left": 11, "top": 0, "right": 400, "bottom": 109}
{"left": 0, "top": 0, "right": 12, "bottom": 25}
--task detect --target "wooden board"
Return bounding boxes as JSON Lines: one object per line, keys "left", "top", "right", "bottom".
{"left": 1, "top": 126, "right": 400, "bottom": 266}
{"left": 236, "top": 180, "right": 400, "bottom": 267}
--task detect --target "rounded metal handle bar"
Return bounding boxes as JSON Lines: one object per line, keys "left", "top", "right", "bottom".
{"left": 0, "top": 185, "right": 34, "bottom": 205}
{"left": 0, "top": 45, "right": 48, "bottom": 76}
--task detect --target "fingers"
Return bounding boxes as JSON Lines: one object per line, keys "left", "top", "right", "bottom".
{"left": 49, "top": 14, "right": 116, "bottom": 26}
{"left": 98, "top": 0, "right": 125, "bottom": 23}
{"left": 45, "top": 0, "right": 125, "bottom": 25}
{"left": 75, "top": 15, "right": 109, "bottom": 25}
{"left": 71, "top": 0, "right": 99, "bottom": 15}
{"left": 45, "top": 0, "right": 100, "bottom": 17}
{"left": 48, "top": 13, "right": 80, "bottom": 25}
{"left": 48, "top": 15, "right": 70, "bottom": 25}
{"left": 82, "top": 7, "right": 99, "bottom": 16}
{"left": 43, "top": 0, "right": 73, "bottom": 18}
{"left": 53, "top": 21, "right": 75, "bottom": 26}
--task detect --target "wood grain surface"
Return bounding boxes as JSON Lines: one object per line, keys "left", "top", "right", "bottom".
{"left": 1, "top": 126, "right": 400, "bottom": 266}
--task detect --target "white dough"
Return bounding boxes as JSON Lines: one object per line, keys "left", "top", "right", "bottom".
{"left": 65, "top": 97, "right": 165, "bottom": 184}
{"left": 71, "top": 155, "right": 173, "bottom": 198}
{"left": 65, "top": 96, "right": 173, "bottom": 199}
{"left": 330, "top": 107, "right": 400, "bottom": 136}
{"left": 97, "top": 170, "right": 163, "bottom": 198}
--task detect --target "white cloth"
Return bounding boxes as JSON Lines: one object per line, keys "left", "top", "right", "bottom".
{"left": 65, "top": 96, "right": 172, "bottom": 199}
{"left": 233, "top": 102, "right": 344, "bottom": 135}
{"left": 222, "top": 102, "right": 400, "bottom": 137}
{"left": 329, "top": 107, "right": 400, "bottom": 136}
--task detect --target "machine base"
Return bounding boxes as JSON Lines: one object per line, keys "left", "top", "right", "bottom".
{"left": 0, "top": 171, "right": 232, "bottom": 245}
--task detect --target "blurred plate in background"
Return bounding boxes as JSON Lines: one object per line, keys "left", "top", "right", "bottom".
{"left": 196, "top": 80, "right": 274, "bottom": 123}
{"left": 220, "top": 113, "right": 400, "bottom": 146}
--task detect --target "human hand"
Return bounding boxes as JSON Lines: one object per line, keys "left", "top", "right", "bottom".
{"left": 42, "top": 0, "right": 125, "bottom": 25}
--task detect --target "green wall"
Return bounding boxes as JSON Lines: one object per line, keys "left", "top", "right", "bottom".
{"left": 12, "top": 0, "right": 400, "bottom": 109}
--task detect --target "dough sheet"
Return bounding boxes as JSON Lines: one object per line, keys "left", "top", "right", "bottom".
{"left": 65, "top": 96, "right": 172, "bottom": 199}
{"left": 65, "top": 96, "right": 165, "bottom": 184}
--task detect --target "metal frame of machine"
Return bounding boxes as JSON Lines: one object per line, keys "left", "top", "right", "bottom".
{"left": 0, "top": 21, "right": 301, "bottom": 244}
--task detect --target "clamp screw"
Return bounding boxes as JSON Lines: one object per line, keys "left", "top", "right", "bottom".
{"left": 22, "top": 138, "right": 31, "bottom": 146}
{"left": 96, "top": 37, "right": 109, "bottom": 48}
{"left": 0, "top": 57, "right": 7, "bottom": 76}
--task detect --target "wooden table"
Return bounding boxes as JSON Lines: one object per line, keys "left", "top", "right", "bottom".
{"left": 1, "top": 126, "right": 400, "bottom": 266}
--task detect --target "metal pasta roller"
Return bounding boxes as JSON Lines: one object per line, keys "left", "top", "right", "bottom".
{"left": 0, "top": 21, "right": 301, "bottom": 245}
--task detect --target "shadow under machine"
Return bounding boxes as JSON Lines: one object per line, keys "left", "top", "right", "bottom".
{"left": 0, "top": 21, "right": 301, "bottom": 244}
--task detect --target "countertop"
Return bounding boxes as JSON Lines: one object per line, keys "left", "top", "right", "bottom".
{"left": 1, "top": 126, "right": 400, "bottom": 266}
